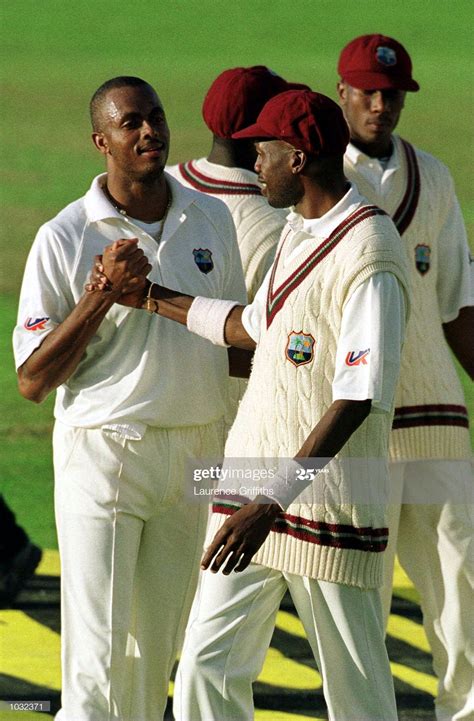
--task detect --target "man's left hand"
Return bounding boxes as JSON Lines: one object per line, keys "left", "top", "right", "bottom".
{"left": 201, "top": 498, "right": 281, "bottom": 575}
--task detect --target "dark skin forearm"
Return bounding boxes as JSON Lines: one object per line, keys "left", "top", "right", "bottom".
{"left": 88, "top": 265, "right": 257, "bottom": 376}
{"left": 18, "top": 289, "right": 122, "bottom": 403}
{"left": 295, "top": 398, "right": 372, "bottom": 459}
{"left": 201, "top": 398, "right": 372, "bottom": 574}
{"left": 147, "top": 284, "right": 256, "bottom": 350}
{"left": 89, "top": 262, "right": 257, "bottom": 351}
{"left": 18, "top": 239, "right": 151, "bottom": 403}
{"left": 442, "top": 306, "right": 474, "bottom": 380}
{"left": 147, "top": 286, "right": 256, "bottom": 375}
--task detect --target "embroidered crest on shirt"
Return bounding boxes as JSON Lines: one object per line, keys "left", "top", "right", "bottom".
{"left": 376, "top": 46, "right": 397, "bottom": 66}
{"left": 414, "top": 244, "right": 431, "bottom": 275}
{"left": 24, "top": 317, "right": 49, "bottom": 331}
{"left": 286, "top": 332, "right": 315, "bottom": 367}
{"left": 193, "top": 248, "right": 214, "bottom": 274}
{"left": 345, "top": 349, "right": 370, "bottom": 366}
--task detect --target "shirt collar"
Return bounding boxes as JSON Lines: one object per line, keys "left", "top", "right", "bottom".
{"left": 84, "top": 171, "right": 199, "bottom": 223}
{"left": 286, "top": 182, "right": 368, "bottom": 238}
{"left": 345, "top": 135, "right": 401, "bottom": 172}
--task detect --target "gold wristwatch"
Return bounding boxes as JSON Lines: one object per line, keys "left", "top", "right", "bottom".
{"left": 143, "top": 282, "right": 159, "bottom": 314}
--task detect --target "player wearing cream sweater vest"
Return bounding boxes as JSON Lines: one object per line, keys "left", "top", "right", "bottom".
{"left": 95, "top": 91, "right": 411, "bottom": 720}
{"left": 338, "top": 34, "right": 473, "bottom": 721}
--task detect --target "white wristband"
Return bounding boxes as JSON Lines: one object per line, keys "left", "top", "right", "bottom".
{"left": 187, "top": 296, "right": 240, "bottom": 347}
{"left": 266, "top": 459, "right": 311, "bottom": 510}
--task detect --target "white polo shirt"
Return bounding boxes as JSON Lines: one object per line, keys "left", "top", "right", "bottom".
{"left": 13, "top": 173, "right": 247, "bottom": 432}
{"left": 243, "top": 185, "right": 406, "bottom": 412}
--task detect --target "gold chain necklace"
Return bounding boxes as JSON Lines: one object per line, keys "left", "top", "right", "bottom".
{"left": 105, "top": 183, "right": 172, "bottom": 244}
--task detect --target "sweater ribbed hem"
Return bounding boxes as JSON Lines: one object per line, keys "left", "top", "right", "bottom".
{"left": 389, "top": 425, "right": 472, "bottom": 461}
{"left": 206, "top": 512, "right": 384, "bottom": 589}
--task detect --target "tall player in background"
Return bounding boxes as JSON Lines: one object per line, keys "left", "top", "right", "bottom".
{"left": 337, "top": 34, "right": 474, "bottom": 721}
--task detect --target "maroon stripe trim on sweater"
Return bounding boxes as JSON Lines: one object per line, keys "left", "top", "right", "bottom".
{"left": 212, "top": 502, "right": 388, "bottom": 552}
{"left": 178, "top": 161, "right": 261, "bottom": 195}
{"left": 393, "top": 404, "right": 469, "bottom": 430}
{"left": 266, "top": 205, "right": 387, "bottom": 328}
{"left": 392, "top": 139, "right": 420, "bottom": 236}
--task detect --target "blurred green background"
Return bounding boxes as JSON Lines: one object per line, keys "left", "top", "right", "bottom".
{"left": 1, "top": 0, "right": 472, "bottom": 549}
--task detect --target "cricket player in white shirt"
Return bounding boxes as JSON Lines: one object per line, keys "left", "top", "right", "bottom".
{"left": 13, "top": 76, "right": 246, "bottom": 721}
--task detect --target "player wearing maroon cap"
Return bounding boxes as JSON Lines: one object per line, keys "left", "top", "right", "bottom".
{"left": 167, "top": 66, "right": 310, "bottom": 430}
{"left": 92, "top": 89, "right": 411, "bottom": 721}
{"left": 168, "top": 66, "right": 309, "bottom": 302}
{"left": 337, "top": 34, "right": 474, "bottom": 721}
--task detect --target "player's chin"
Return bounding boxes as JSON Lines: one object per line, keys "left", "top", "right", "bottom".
{"left": 267, "top": 192, "right": 296, "bottom": 209}
{"left": 365, "top": 124, "right": 392, "bottom": 142}
{"left": 136, "top": 163, "right": 166, "bottom": 181}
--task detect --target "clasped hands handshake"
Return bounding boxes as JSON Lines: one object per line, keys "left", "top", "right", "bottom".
{"left": 85, "top": 238, "right": 151, "bottom": 307}
{"left": 85, "top": 238, "right": 282, "bottom": 574}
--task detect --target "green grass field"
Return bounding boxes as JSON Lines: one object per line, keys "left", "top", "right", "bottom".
{"left": 1, "top": 0, "right": 472, "bottom": 548}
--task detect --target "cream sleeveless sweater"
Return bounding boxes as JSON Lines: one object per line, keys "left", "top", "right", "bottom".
{"left": 344, "top": 137, "right": 471, "bottom": 461}
{"left": 208, "top": 204, "right": 410, "bottom": 588}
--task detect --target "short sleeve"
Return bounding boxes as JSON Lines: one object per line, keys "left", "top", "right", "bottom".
{"left": 332, "top": 273, "right": 406, "bottom": 412}
{"left": 241, "top": 265, "right": 272, "bottom": 343}
{"left": 13, "top": 225, "right": 73, "bottom": 369}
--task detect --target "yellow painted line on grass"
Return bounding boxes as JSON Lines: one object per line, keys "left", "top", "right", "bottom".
{"left": 0, "top": 610, "right": 60, "bottom": 690}
{"left": 393, "top": 557, "right": 420, "bottom": 604}
{"left": 387, "top": 614, "right": 430, "bottom": 653}
{"left": 36, "top": 548, "right": 60, "bottom": 576}
{"left": 390, "top": 661, "right": 437, "bottom": 696}
{"left": 258, "top": 647, "right": 322, "bottom": 690}
{"left": 169, "top": 644, "right": 322, "bottom": 699}
{"left": 276, "top": 610, "right": 307, "bottom": 639}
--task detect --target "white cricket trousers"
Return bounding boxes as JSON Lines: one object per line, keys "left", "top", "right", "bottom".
{"left": 174, "top": 562, "right": 398, "bottom": 721}
{"left": 382, "top": 460, "right": 474, "bottom": 721}
{"left": 53, "top": 419, "right": 223, "bottom": 721}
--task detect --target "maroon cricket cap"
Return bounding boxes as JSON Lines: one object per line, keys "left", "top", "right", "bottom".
{"left": 338, "top": 34, "right": 419, "bottom": 92}
{"left": 202, "top": 65, "right": 310, "bottom": 138}
{"left": 232, "top": 89, "right": 350, "bottom": 158}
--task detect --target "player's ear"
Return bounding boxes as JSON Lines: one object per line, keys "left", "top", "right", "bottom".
{"left": 291, "top": 149, "right": 307, "bottom": 174}
{"left": 92, "top": 132, "right": 109, "bottom": 155}
{"left": 337, "top": 81, "right": 347, "bottom": 105}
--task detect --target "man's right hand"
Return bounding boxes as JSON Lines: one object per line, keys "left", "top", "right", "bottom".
{"left": 85, "top": 239, "right": 151, "bottom": 308}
